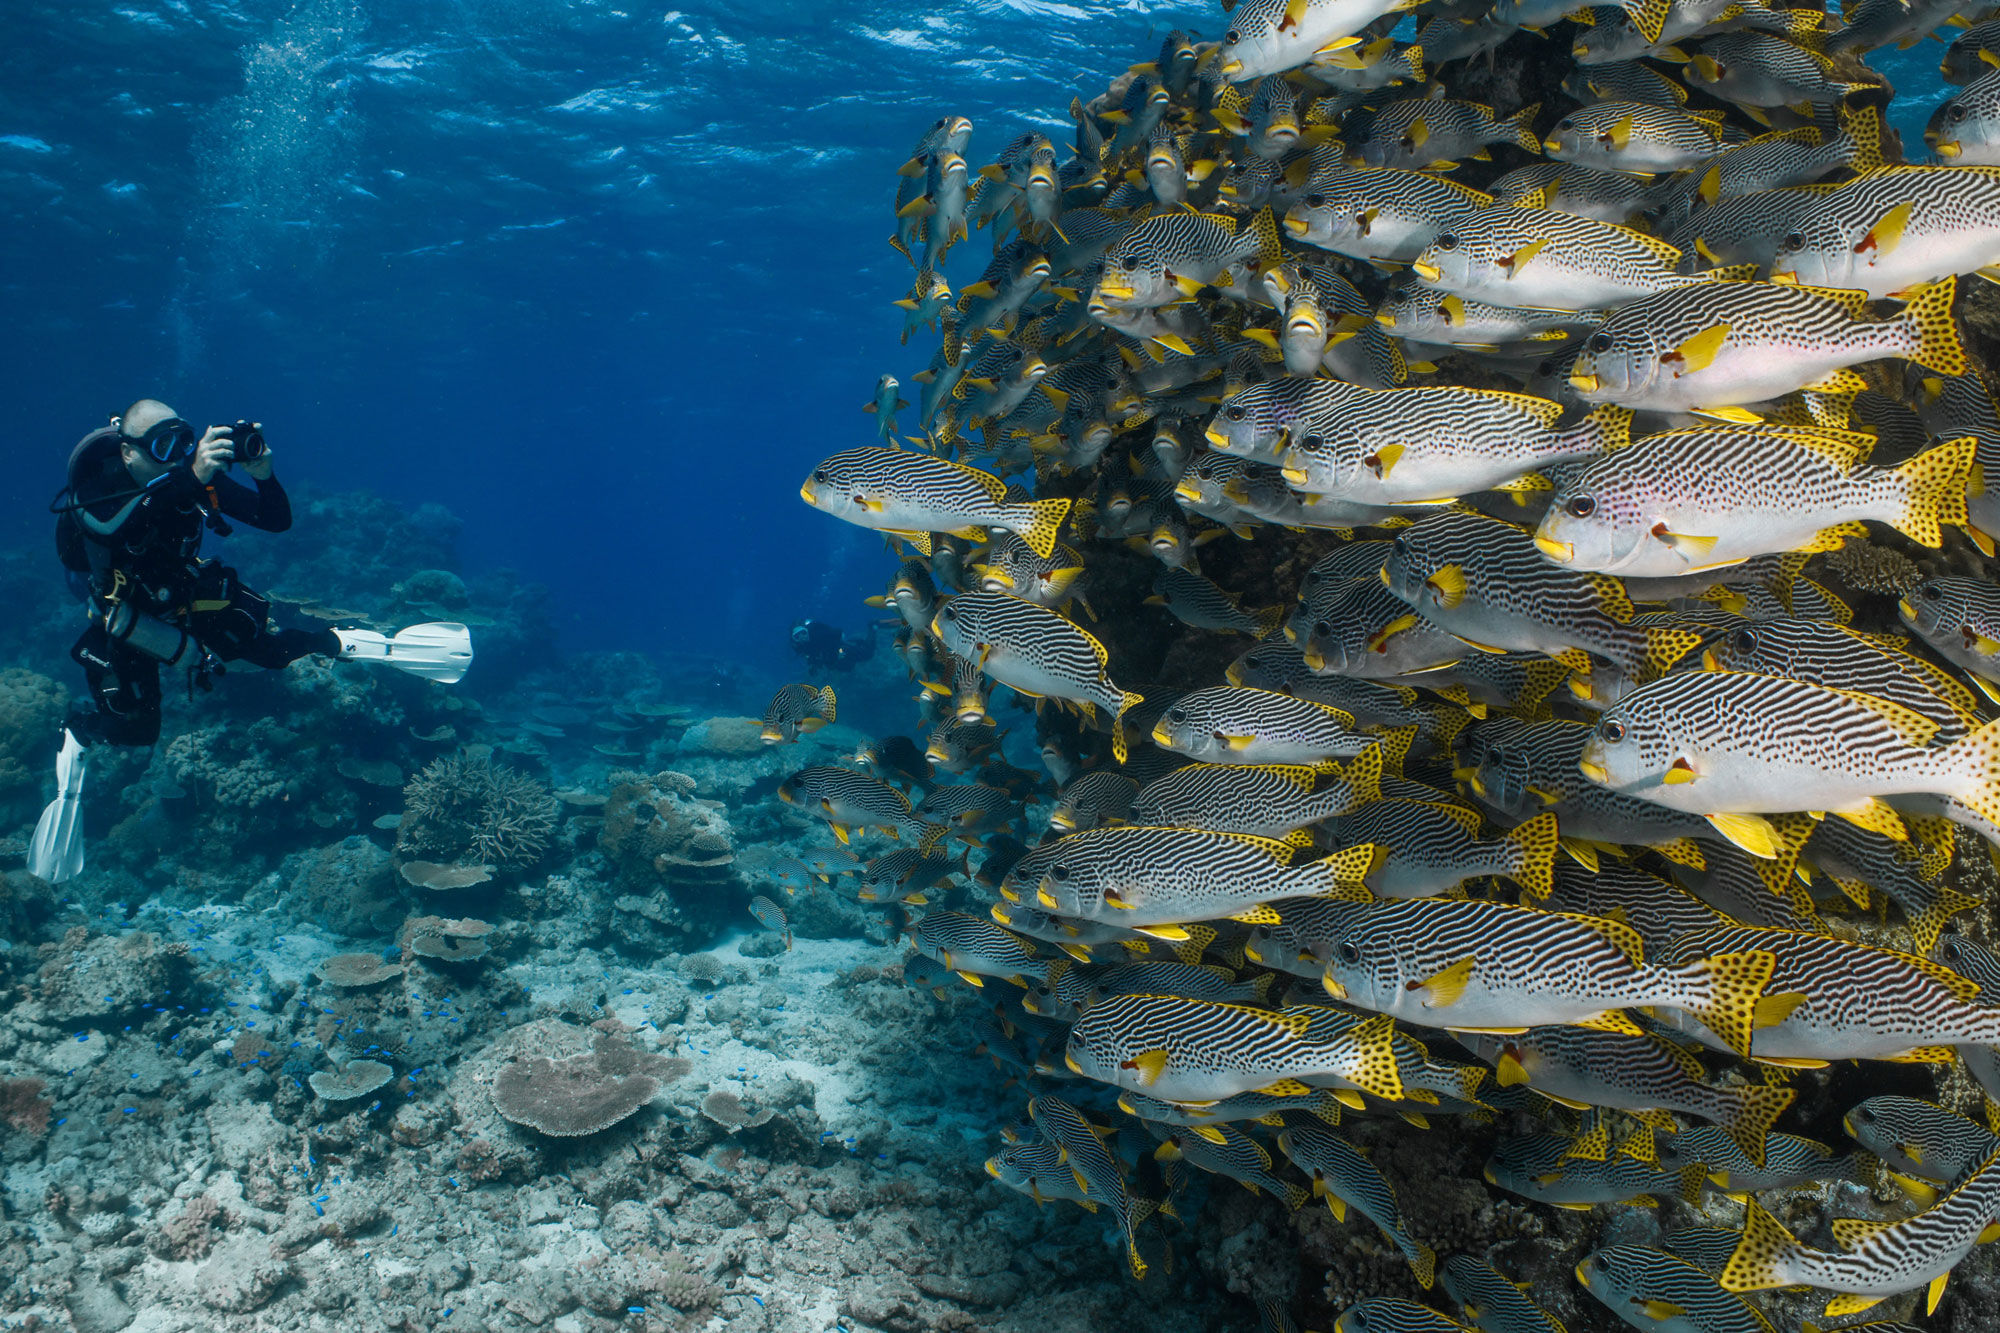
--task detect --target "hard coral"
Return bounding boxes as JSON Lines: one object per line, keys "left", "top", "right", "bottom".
{"left": 0, "top": 668, "right": 65, "bottom": 820}
{"left": 308, "top": 1059, "right": 396, "bottom": 1101}
{"left": 315, "top": 953, "right": 405, "bottom": 987}
{"left": 400, "top": 914, "right": 496, "bottom": 963}
{"left": 599, "top": 771, "right": 737, "bottom": 890}
{"left": 491, "top": 1025, "right": 691, "bottom": 1137}
{"left": 399, "top": 751, "right": 557, "bottom": 869}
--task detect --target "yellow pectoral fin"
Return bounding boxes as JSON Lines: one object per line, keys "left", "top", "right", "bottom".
{"left": 1122, "top": 1048, "right": 1170, "bottom": 1086}
{"left": 1864, "top": 201, "right": 1913, "bottom": 260}
{"left": 1426, "top": 563, "right": 1468, "bottom": 609}
{"left": 1666, "top": 323, "right": 1730, "bottom": 374}
{"left": 1496, "top": 1052, "right": 1530, "bottom": 1087}
{"left": 1705, "top": 811, "right": 1781, "bottom": 859}
{"left": 1413, "top": 955, "right": 1476, "bottom": 1008}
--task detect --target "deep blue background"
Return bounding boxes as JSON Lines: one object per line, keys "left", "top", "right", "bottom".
{"left": 0, "top": 0, "right": 1944, "bottom": 673}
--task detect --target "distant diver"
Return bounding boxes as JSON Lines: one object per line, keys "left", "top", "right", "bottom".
{"left": 30, "top": 399, "right": 474, "bottom": 884}
{"left": 790, "top": 617, "right": 876, "bottom": 673}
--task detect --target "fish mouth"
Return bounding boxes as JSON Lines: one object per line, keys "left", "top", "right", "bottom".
{"left": 1150, "top": 721, "right": 1175, "bottom": 746}
{"left": 1569, "top": 369, "right": 1601, "bottom": 393}
{"left": 1281, "top": 466, "right": 1311, "bottom": 485}
{"left": 1064, "top": 1052, "right": 1084, "bottom": 1074}
{"left": 1321, "top": 973, "right": 1348, "bottom": 1000}
{"left": 1898, "top": 597, "right": 1918, "bottom": 621}
{"left": 1411, "top": 261, "right": 1442, "bottom": 282}
{"left": 1936, "top": 139, "right": 1963, "bottom": 159}
{"left": 1204, "top": 426, "right": 1233, "bottom": 448}
{"left": 1578, "top": 758, "right": 1609, "bottom": 783}
{"left": 1036, "top": 880, "right": 1061, "bottom": 910}
{"left": 1173, "top": 481, "right": 1205, "bottom": 502}
{"left": 1220, "top": 58, "right": 1244, "bottom": 77}
{"left": 1048, "top": 811, "right": 1075, "bottom": 830}
{"left": 1768, "top": 269, "right": 1799, "bottom": 285}
{"left": 799, "top": 482, "right": 818, "bottom": 503}
{"left": 1533, "top": 535, "right": 1575, "bottom": 562}
{"left": 1542, "top": 138, "right": 1565, "bottom": 155}
{"left": 1282, "top": 214, "right": 1311, "bottom": 238}
{"left": 1302, "top": 649, "right": 1328, "bottom": 671}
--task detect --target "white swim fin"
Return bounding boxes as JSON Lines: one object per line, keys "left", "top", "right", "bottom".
{"left": 333, "top": 622, "right": 473, "bottom": 684}
{"left": 28, "top": 729, "right": 89, "bottom": 884}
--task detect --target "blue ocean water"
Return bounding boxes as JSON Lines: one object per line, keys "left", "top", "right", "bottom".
{"left": 2, "top": 0, "right": 1216, "bottom": 674}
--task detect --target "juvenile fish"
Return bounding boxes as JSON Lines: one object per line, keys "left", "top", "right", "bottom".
{"left": 800, "top": 447, "right": 1071, "bottom": 558}
{"left": 1151, "top": 686, "right": 1373, "bottom": 765}
{"left": 747, "top": 895, "right": 792, "bottom": 949}
{"left": 760, "top": 683, "right": 837, "bottom": 745}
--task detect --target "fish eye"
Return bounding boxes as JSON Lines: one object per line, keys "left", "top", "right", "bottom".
{"left": 941, "top": 605, "right": 957, "bottom": 619}
{"left": 1556, "top": 117, "right": 1573, "bottom": 132}
{"left": 1939, "top": 939, "right": 1964, "bottom": 962}
{"left": 1305, "top": 193, "right": 1326, "bottom": 208}
{"left": 1225, "top": 28, "right": 1241, "bottom": 44}
{"left": 1123, "top": 255, "right": 1140, "bottom": 271}
{"left": 1587, "top": 332, "right": 1614, "bottom": 353}
{"left": 1300, "top": 434, "right": 1324, "bottom": 451}
{"left": 1563, "top": 494, "right": 1595, "bottom": 518}
{"left": 1051, "top": 864, "right": 1070, "bottom": 881}
{"left": 1435, "top": 233, "right": 1459, "bottom": 251}
{"left": 1169, "top": 707, "right": 1188, "bottom": 722}
{"left": 813, "top": 469, "right": 829, "bottom": 482}
{"left": 1921, "top": 582, "right": 1943, "bottom": 600}
{"left": 1225, "top": 405, "right": 1246, "bottom": 421}
{"left": 1732, "top": 628, "right": 1757, "bottom": 654}
{"left": 1337, "top": 942, "right": 1360, "bottom": 965}
{"left": 1314, "top": 620, "right": 1331, "bottom": 637}
{"left": 1598, "top": 718, "right": 1625, "bottom": 744}
{"left": 1951, "top": 103, "right": 1970, "bottom": 122}
{"left": 1782, "top": 230, "right": 1805, "bottom": 252}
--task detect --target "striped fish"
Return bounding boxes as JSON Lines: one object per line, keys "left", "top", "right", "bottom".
{"left": 1129, "top": 750, "right": 1380, "bottom": 838}
{"left": 1045, "top": 958, "right": 1273, "bottom": 1012}
{"left": 1277, "top": 1119, "right": 1436, "bottom": 1288}
{"left": 1944, "top": 17, "right": 2000, "bottom": 83}
{"left": 985, "top": 1138, "right": 1093, "bottom": 1207}
{"left": 1297, "top": 578, "right": 1469, "bottom": 680}
{"left": 760, "top": 683, "right": 837, "bottom": 745}
{"left": 1899, "top": 576, "right": 2000, "bottom": 701}
{"left": 989, "top": 901, "right": 1189, "bottom": 962}
{"left": 1803, "top": 818, "right": 1976, "bottom": 956}
{"left": 931, "top": 592, "right": 1143, "bottom": 759}
{"left": 1205, "top": 377, "right": 1378, "bottom": 462}
{"left": 1579, "top": 671, "right": 2000, "bottom": 856}
{"left": 1909, "top": 370, "right": 2000, "bottom": 553}
{"left": 1457, "top": 1026, "right": 1792, "bottom": 1164}
{"left": 1492, "top": 159, "right": 1657, "bottom": 224}
{"left": 1542, "top": 860, "right": 1724, "bottom": 953}
{"left": 1384, "top": 508, "right": 1706, "bottom": 677}
{"left": 1027, "top": 1095, "right": 1157, "bottom": 1277}
{"left": 1438, "top": 1254, "right": 1567, "bottom": 1333}
{"left": 1318, "top": 898, "right": 1776, "bottom": 1057}
{"left": 1008, "top": 825, "right": 1381, "bottom": 930}
{"left": 1578, "top": 1246, "right": 1775, "bottom": 1333}
{"left": 1285, "top": 167, "right": 1493, "bottom": 265}
{"left": 1148, "top": 1117, "right": 1312, "bottom": 1214}
{"left": 857, "top": 846, "right": 962, "bottom": 903}
{"left": 777, "top": 766, "right": 943, "bottom": 847}
{"left": 1331, "top": 1299, "right": 1472, "bottom": 1333}
{"left": 1652, "top": 925, "right": 2000, "bottom": 1063}
{"left": 902, "top": 951, "right": 953, "bottom": 999}
{"left": 1543, "top": 101, "right": 1729, "bottom": 175}
{"left": 1151, "top": 686, "right": 1372, "bottom": 765}
{"left": 1486, "top": 1133, "right": 1708, "bottom": 1208}
{"left": 1351, "top": 97, "right": 1539, "bottom": 171}
{"left": 1228, "top": 646, "right": 1434, "bottom": 731}
{"left": 1093, "top": 208, "right": 1283, "bottom": 310}
{"left": 1050, "top": 771, "right": 1140, "bottom": 832}
{"left": 1699, "top": 617, "right": 1983, "bottom": 742}
{"left": 1257, "top": 256, "right": 1406, "bottom": 387}
{"left": 1569, "top": 279, "right": 1964, "bottom": 415}
{"left": 1119, "top": 1084, "right": 1347, "bottom": 1134}
{"left": 1280, "top": 389, "right": 1629, "bottom": 504}
{"left": 767, "top": 856, "right": 818, "bottom": 898}
{"left": 799, "top": 446, "right": 1070, "bottom": 558}
{"left": 1319, "top": 802, "right": 1559, "bottom": 900}
{"left": 910, "top": 911, "right": 1047, "bottom": 986}
{"left": 971, "top": 534, "right": 1086, "bottom": 611}
{"left": 1065, "top": 995, "right": 1403, "bottom": 1103}
{"left": 1537, "top": 424, "right": 1974, "bottom": 576}
{"left": 746, "top": 895, "right": 792, "bottom": 950}
{"left": 1665, "top": 182, "right": 1842, "bottom": 272}
{"left": 873, "top": 559, "right": 937, "bottom": 636}
{"left": 1768, "top": 165, "right": 2000, "bottom": 299}
{"left": 1722, "top": 1151, "right": 2000, "bottom": 1314}
{"left": 1216, "top": 0, "right": 1428, "bottom": 82}
{"left": 1147, "top": 567, "right": 1281, "bottom": 636}
{"left": 1658, "top": 1125, "right": 1869, "bottom": 1194}
{"left": 1375, "top": 282, "right": 1606, "bottom": 353}
{"left": 1416, "top": 205, "right": 1752, "bottom": 313}
{"left": 1684, "top": 32, "right": 1860, "bottom": 110}
{"left": 1844, "top": 1095, "right": 2000, "bottom": 1188}
{"left": 923, "top": 718, "right": 1002, "bottom": 774}
{"left": 1692, "top": 100, "right": 1885, "bottom": 204}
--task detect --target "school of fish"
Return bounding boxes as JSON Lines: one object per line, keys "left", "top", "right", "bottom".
{"left": 786, "top": 0, "right": 2000, "bottom": 1325}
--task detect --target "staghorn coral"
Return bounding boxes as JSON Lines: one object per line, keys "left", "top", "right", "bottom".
{"left": 398, "top": 751, "right": 557, "bottom": 869}
{"left": 491, "top": 1025, "right": 690, "bottom": 1137}
{"left": 1824, "top": 540, "right": 1923, "bottom": 595}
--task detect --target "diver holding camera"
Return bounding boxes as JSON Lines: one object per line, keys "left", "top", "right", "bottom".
{"left": 31, "top": 398, "right": 474, "bottom": 883}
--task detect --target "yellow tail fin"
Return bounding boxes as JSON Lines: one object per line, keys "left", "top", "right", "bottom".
{"left": 1900, "top": 277, "right": 1966, "bottom": 376}
{"left": 1504, "top": 102, "right": 1543, "bottom": 152}
{"left": 1679, "top": 949, "right": 1778, "bottom": 1058}
{"left": 1504, "top": 810, "right": 1560, "bottom": 901}
{"left": 1889, "top": 434, "right": 1975, "bottom": 548}
{"left": 820, "top": 685, "right": 838, "bottom": 723}
{"left": 1939, "top": 713, "right": 2000, "bottom": 838}
{"left": 1341, "top": 743, "right": 1385, "bottom": 808}
{"left": 1721, "top": 1199, "right": 1802, "bottom": 1293}
{"left": 1016, "top": 496, "right": 1073, "bottom": 559}
{"left": 1721, "top": 1082, "right": 1796, "bottom": 1167}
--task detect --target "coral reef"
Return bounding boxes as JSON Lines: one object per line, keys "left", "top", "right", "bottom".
{"left": 309, "top": 1058, "right": 396, "bottom": 1101}
{"left": 398, "top": 750, "right": 558, "bottom": 869}
{"left": 0, "top": 667, "right": 65, "bottom": 824}
{"left": 490, "top": 1022, "right": 691, "bottom": 1137}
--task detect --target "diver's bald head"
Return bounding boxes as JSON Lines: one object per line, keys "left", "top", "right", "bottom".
{"left": 118, "top": 399, "right": 178, "bottom": 438}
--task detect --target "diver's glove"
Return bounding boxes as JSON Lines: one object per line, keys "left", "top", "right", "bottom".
{"left": 332, "top": 622, "right": 473, "bottom": 684}
{"left": 28, "top": 728, "right": 90, "bottom": 884}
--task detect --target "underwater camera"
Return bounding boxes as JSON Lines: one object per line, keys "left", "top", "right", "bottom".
{"left": 227, "top": 420, "right": 266, "bottom": 461}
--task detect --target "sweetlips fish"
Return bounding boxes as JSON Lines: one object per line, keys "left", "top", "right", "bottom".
{"left": 1496, "top": 0, "right": 1673, "bottom": 41}
{"left": 800, "top": 447, "right": 1070, "bottom": 558}
{"left": 1486, "top": 1133, "right": 1708, "bottom": 1210}
{"left": 1722, "top": 1156, "right": 2000, "bottom": 1316}
{"left": 1284, "top": 167, "right": 1493, "bottom": 264}
{"left": 1844, "top": 1095, "right": 2000, "bottom": 1187}
{"left": 1578, "top": 670, "right": 2000, "bottom": 854}
{"left": 1045, "top": 957, "right": 1275, "bottom": 1012}
{"left": 1437, "top": 1255, "right": 1565, "bottom": 1333}
{"left": 1699, "top": 617, "right": 1983, "bottom": 744}
{"left": 1382, "top": 508, "right": 1708, "bottom": 677}
{"left": 1148, "top": 566, "right": 1283, "bottom": 636}
{"left": 1129, "top": 750, "right": 1381, "bottom": 837}
{"left": 1350, "top": 96, "right": 1540, "bottom": 171}
{"left": 1093, "top": 208, "right": 1284, "bottom": 310}
{"left": 1577, "top": 1246, "right": 1776, "bottom": 1333}
{"left": 957, "top": 239, "right": 1052, "bottom": 338}
{"left": 1412, "top": 206, "right": 1755, "bottom": 311}
{"left": 1316, "top": 803, "right": 1560, "bottom": 900}
{"left": 1534, "top": 426, "right": 1973, "bottom": 578}
{"left": 1064, "top": 995, "right": 1404, "bottom": 1104}
{"left": 894, "top": 267, "right": 953, "bottom": 347}
{"left": 1329, "top": 1299, "right": 1469, "bottom": 1333}
{"left": 1683, "top": 32, "right": 1864, "bottom": 111}
{"left": 1663, "top": 183, "right": 1846, "bottom": 272}
{"left": 913, "top": 782, "right": 1016, "bottom": 840}
{"left": 1027, "top": 1094, "right": 1156, "bottom": 1276}
{"left": 986, "top": 1138, "right": 1093, "bottom": 1207}
{"left": 1945, "top": 18, "right": 2000, "bottom": 84}
{"left": 1565, "top": 278, "right": 1965, "bottom": 415}
{"left": 1278, "top": 388, "right": 1630, "bottom": 504}
{"left": 1255, "top": 257, "right": 1404, "bottom": 386}
{"left": 1542, "top": 101, "right": 1730, "bottom": 176}
{"left": 1215, "top": 0, "right": 1422, "bottom": 82}
{"left": 973, "top": 534, "right": 1087, "bottom": 611}
{"left": 1276, "top": 1120, "right": 1437, "bottom": 1288}
{"left": 1317, "top": 897, "right": 1776, "bottom": 1056}
{"left": 1103, "top": 74, "right": 1171, "bottom": 165}
{"left": 1374, "top": 283, "right": 1605, "bottom": 353}
{"left": 1658, "top": 1125, "right": 1870, "bottom": 1194}
{"left": 910, "top": 910, "right": 1047, "bottom": 986}
{"left": 1050, "top": 770, "right": 1140, "bottom": 832}
{"left": 930, "top": 591, "right": 1143, "bottom": 759}
{"left": 1151, "top": 685, "right": 1374, "bottom": 764}
{"left": 747, "top": 895, "right": 792, "bottom": 950}
{"left": 1899, "top": 576, "right": 2000, "bottom": 700}
{"left": 1008, "top": 824, "right": 1381, "bottom": 930}
{"left": 1147, "top": 1118, "right": 1312, "bottom": 1213}
{"left": 1767, "top": 165, "right": 2000, "bottom": 298}
{"left": 1489, "top": 160, "right": 1656, "bottom": 224}
{"left": 1309, "top": 35, "right": 1425, "bottom": 92}
{"left": 857, "top": 845, "right": 963, "bottom": 904}
{"left": 1205, "top": 377, "right": 1378, "bottom": 461}
{"left": 778, "top": 766, "right": 944, "bottom": 847}
{"left": 760, "top": 683, "right": 836, "bottom": 745}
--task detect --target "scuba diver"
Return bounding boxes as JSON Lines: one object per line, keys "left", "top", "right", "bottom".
{"left": 30, "top": 399, "right": 474, "bottom": 884}
{"left": 789, "top": 617, "right": 875, "bottom": 673}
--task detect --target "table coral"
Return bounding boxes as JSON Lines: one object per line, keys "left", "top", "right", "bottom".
{"left": 491, "top": 1023, "right": 690, "bottom": 1137}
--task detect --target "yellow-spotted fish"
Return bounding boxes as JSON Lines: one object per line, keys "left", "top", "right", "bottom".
{"left": 760, "top": 683, "right": 837, "bottom": 744}
{"left": 800, "top": 447, "right": 1070, "bottom": 558}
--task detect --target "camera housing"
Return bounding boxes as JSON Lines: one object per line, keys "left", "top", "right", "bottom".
{"left": 228, "top": 420, "right": 266, "bottom": 461}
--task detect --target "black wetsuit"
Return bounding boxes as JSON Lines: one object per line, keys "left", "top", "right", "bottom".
{"left": 65, "top": 427, "right": 338, "bottom": 747}
{"left": 792, "top": 620, "right": 876, "bottom": 674}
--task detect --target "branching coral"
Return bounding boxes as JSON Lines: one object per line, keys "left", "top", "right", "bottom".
{"left": 398, "top": 751, "right": 557, "bottom": 869}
